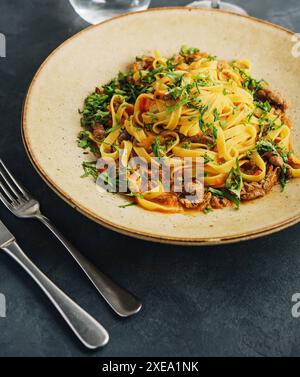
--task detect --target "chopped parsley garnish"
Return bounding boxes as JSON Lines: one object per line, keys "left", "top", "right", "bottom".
{"left": 208, "top": 124, "right": 218, "bottom": 146}
{"left": 256, "top": 140, "right": 277, "bottom": 154}
{"left": 166, "top": 94, "right": 189, "bottom": 113}
{"left": 78, "top": 131, "right": 92, "bottom": 149}
{"left": 213, "top": 108, "right": 219, "bottom": 122}
{"left": 180, "top": 45, "right": 200, "bottom": 55}
{"left": 119, "top": 202, "right": 137, "bottom": 209}
{"left": 81, "top": 161, "right": 99, "bottom": 179}
{"left": 256, "top": 140, "right": 291, "bottom": 190}
{"left": 208, "top": 187, "right": 240, "bottom": 209}
{"left": 199, "top": 105, "right": 209, "bottom": 131}
{"left": 203, "top": 154, "right": 214, "bottom": 164}
{"left": 146, "top": 112, "right": 159, "bottom": 122}
{"left": 203, "top": 207, "right": 213, "bottom": 214}
{"left": 260, "top": 115, "right": 280, "bottom": 136}
{"left": 255, "top": 99, "right": 272, "bottom": 113}
{"left": 207, "top": 160, "right": 243, "bottom": 208}
{"left": 181, "top": 142, "right": 192, "bottom": 150}
{"left": 225, "top": 159, "right": 243, "bottom": 200}
{"left": 78, "top": 131, "right": 99, "bottom": 154}
{"left": 152, "top": 137, "right": 166, "bottom": 158}
{"left": 279, "top": 165, "right": 289, "bottom": 190}
{"left": 80, "top": 93, "right": 110, "bottom": 127}
{"left": 232, "top": 64, "right": 265, "bottom": 93}
{"left": 168, "top": 86, "right": 185, "bottom": 100}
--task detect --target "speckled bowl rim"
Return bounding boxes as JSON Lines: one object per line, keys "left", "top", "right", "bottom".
{"left": 22, "top": 7, "right": 300, "bottom": 246}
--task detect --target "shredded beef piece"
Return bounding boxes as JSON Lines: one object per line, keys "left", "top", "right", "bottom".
{"left": 142, "top": 57, "right": 155, "bottom": 71}
{"left": 256, "top": 88, "right": 288, "bottom": 112}
{"left": 113, "top": 102, "right": 121, "bottom": 112}
{"left": 92, "top": 123, "right": 105, "bottom": 141}
{"left": 241, "top": 161, "right": 259, "bottom": 175}
{"left": 241, "top": 166, "right": 280, "bottom": 201}
{"left": 210, "top": 196, "right": 232, "bottom": 210}
{"left": 95, "top": 87, "right": 104, "bottom": 95}
{"left": 133, "top": 57, "right": 155, "bottom": 72}
{"left": 118, "top": 130, "right": 132, "bottom": 144}
{"left": 172, "top": 55, "right": 185, "bottom": 66}
{"left": 190, "top": 134, "right": 214, "bottom": 145}
{"left": 180, "top": 52, "right": 202, "bottom": 64}
{"left": 264, "top": 152, "right": 284, "bottom": 168}
{"left": 263, "top": 166, "right": 280, "bottom": 192}
{"left": 179, "top": 180, "right": 205, "bottom": 209}
{"left": 198, "top": 192, "right": 213, "bottom": 211}
{"left": 155, "top": 91, "right": 169, "bottom": 100}
{"left": 287, "top": 168, "right": 293, "bottom": 179}
{"left": 241, "top": 182, "right": 265, "bottom": 201}
{"left": 154, "top": 193, "right": 179, "bottom": 207}
{"left": 283, "top": 115, "right": 292, "bottom": 129}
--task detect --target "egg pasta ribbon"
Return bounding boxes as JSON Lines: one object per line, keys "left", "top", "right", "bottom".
{"left": 78, "top": 47, "right": 299, "bottom": 213}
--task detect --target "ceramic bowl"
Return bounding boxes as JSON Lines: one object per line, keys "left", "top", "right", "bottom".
{"left": 22, "top": 7, "right": 300, "bottom": 245}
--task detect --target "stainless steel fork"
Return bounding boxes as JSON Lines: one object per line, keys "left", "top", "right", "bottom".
{"left": 0, "top": 159, "right": 142, "bottom": 317}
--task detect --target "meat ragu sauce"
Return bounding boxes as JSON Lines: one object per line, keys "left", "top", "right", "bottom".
{"left": 78, "top": 47, "right": 300, "bottom": 214}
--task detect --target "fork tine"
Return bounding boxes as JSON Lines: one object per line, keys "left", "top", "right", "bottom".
{"left": 0, "top": 180, "right": 15, "bottom": 205}
{"left": 0, "top": 191, "right": 13, "bottom": 210}
{"left": 0, "top": 160, "right": 30, "bottom": 200}
{"left": 0, "top": 166, "right": 20, "bottom": 199}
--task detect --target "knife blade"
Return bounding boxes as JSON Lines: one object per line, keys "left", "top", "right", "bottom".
{"left": 0, "top": 218, "right": 109, "bottom": 348}
{"left": 0, "top": 219, "right": 15, "bottom": 248}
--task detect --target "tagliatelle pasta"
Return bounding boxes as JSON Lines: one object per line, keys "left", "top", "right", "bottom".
{"left": 78, "top": 46, "right": 300, "bottom": 213}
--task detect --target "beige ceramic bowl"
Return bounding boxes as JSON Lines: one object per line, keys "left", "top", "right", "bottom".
{"left": 22, "top": 7, "right": 300, "bottom": 245}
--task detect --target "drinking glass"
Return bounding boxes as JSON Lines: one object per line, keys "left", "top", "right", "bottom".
{"left": 69, "top": 0, "right": 152, "bottom": 24}
{"left": 187, "top": 0, "right": 248, "bottom": 16}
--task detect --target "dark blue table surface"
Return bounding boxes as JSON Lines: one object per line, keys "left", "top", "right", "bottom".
{"left": 0, "top": 0, "right": 300, "bottom": 357}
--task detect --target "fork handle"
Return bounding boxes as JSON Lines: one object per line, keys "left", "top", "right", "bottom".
{"left": 36, "top": 214, "right": 142, "bottom": 317}
{"left": 2, "top": 241, "right": 109, "bottom": 349}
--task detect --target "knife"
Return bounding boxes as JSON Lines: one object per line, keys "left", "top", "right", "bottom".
{"left": 0, "top": 219, "right": 109, "bottom": 349}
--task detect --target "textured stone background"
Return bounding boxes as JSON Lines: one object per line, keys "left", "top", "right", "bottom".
{"left": 0, "top": 0, "right": 300, "bottom": 357}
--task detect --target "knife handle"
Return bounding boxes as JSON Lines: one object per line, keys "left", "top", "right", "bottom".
{"left": 2, "top": 241, "right": 109, "bottom": 349}
{"left": 36, "top": 214, "right": 142, "bottom": 317}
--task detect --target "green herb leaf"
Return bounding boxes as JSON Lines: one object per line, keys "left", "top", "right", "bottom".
{"left": 279, "top": 165, "right": 289, "bottom": 190}
{"left": 213, "top": 108, "right": 219, "bottom": 122}
{"left": 81, "top": 161, "right": 99, "bottom": 179}
{"left": 119, "top": 202, "right": 137, "bottom": 209}
{"left": 225, "top": 159, "right": 243, "bottom": 200}
{"left": 208, "top": 187, "right": 240, "bottom": 208}
{"left": 180, "top": 45, "right": 200, "bottom": 55}
{"left": 199, "top": 105, "right": 209, "bottom": 131}
{"left": 208, "top": 123, "right": 218, "bottom": 146}
{"left": 78, "top": 131, "right": 99, "bottom": 154}
{"left": 203, "top": 154, "right": 214, "bottom": 164}
{"left": 255, "top": 99, "right": 272, "bottom": 113}
{"left": 181, "top": 142, "right": 191, "bottom": 150}
{"left": 152, "top": 137, "right": 166, "bottom": 158}
{"left": 256, "top": 140, "right": 277, "bottom": 154}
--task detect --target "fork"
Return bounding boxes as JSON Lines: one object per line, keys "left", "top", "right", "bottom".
{"left": 0, "top": 159, "right": 142, "bottom": 317}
